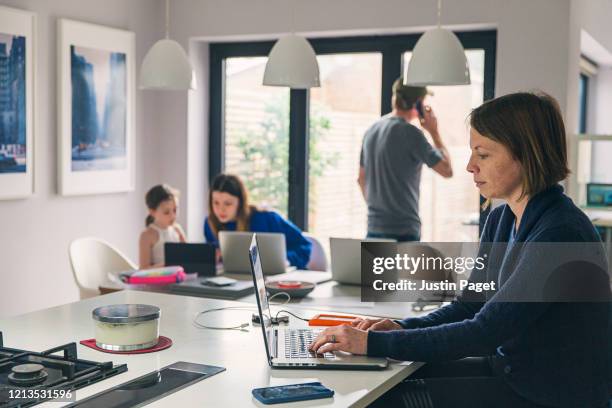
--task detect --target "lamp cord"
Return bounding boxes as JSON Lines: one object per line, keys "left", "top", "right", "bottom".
{"left": 291, "top": 0, "right": 296, "bottom": 34}
{"left": 165, "top": 0, "right": 170, "bottom": 39}
{"left": 437, "top": 0, "right": 442, "bottom": 28}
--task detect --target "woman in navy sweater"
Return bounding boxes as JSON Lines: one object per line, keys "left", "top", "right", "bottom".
{"left": 204, "top": 174, "right": 311, "bottom": 269}
{"left": 310, "top": 92, "right": 611, "bottom": 407}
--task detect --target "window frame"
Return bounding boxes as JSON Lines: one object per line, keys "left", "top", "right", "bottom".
{"left": 209, "top": 30, "right": 497, "bottom": 232}
{"left": 578, "top": 72, "right": 589, "bottom": 134}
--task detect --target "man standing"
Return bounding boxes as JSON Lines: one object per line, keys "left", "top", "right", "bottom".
{"left": 358, "top": 78, "right": 453, "bottom": 241}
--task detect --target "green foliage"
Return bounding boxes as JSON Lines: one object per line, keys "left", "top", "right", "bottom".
{"left": 235, "top": 94, "right": 339, "bottom": 215}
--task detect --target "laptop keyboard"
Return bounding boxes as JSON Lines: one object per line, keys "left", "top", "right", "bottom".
{"left": 284, "top": 328, "right": 335, "bottom": 359}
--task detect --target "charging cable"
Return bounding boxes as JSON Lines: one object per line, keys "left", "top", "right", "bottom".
{"left": 268, "top": 291, "right": 290, "bottom": 304}
{"left": 192, "top": 290, "right": 304, "bottom": 331}
{"left": 192, "top": 306, "right": 254, "bottom": 332}
{"left": 275, "top": 309, "right": 309, "bottom": 322}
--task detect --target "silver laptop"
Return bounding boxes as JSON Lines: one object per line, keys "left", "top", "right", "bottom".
{"left": 219, "top": 231, "right": 292, "bottom": 275}
{"left": 249, "top": 234, "right": 388, "bottom": 370}
{"left": 330, "top": 237, "right": 395, "bottom": 285}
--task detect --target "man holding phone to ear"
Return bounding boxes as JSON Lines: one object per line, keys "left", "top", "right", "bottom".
{"left": 358, "top": 77, "right": 453, "bottom": 241}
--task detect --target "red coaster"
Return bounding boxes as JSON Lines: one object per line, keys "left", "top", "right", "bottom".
{"left": 79, "top": 336, "right": 172, "bottom": 354}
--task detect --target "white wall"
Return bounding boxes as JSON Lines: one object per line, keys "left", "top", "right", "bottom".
{"left": 0, "top": 0, "right": 164, "bottom": 318}
{"left": 567, "top": 0, "right": 612, "bottom": 197}
{"left": 186, "top": 41, "right": 209, "bottom": 241}
{"left": 589, "top": 67, "right": 612, "bottom": 183}
{"left": 591, "top": 68, "right": 612, "bottom": 134}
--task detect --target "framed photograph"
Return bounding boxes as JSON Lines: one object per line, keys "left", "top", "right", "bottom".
{"left": 58, "top": 19, "right": 135, "bottom": 195}
{"left": 0, "top": 6, "right": 35, "bottom": 199}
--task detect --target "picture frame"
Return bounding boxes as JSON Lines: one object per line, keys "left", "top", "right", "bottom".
{"left": 0, "top": 6, "right": 35, "bottom": 199}
{"left": 57, "top": 19, "right": 135, "bottom": 196}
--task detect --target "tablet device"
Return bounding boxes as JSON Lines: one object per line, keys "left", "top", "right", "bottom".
{"left": 165, "top": 242, "right": 216, "bottom": 277}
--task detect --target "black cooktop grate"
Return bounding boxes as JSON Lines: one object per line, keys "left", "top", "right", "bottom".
{"left": 0, "top": 331, "right": 127, "bottom": 408}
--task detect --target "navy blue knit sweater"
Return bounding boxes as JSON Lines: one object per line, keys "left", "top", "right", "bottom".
{"left": 367, "top": 185, "right": 612, "bottom": 407}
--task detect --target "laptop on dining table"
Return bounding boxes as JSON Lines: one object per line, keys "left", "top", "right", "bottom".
{"left": 248, "top": 233, "right": 388, "bottom": 370}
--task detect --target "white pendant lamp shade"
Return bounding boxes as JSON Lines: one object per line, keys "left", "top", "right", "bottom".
{"left": 139, "top": 0, "right": 195, "bottom": 91}
{"left": 139, "top": 39, "right": 196, "bottom": 90}
{"left": 263, "top": 34, "right": 320, "bottom": 89}
{"left": 404, "top": 28, "right": 470, "bottom": 86}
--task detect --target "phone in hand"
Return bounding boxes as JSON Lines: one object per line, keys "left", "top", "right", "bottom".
{"left": 416, "top": 99, "right": 425, "bottom": 119}
{"left": 252, "top": 382, "right": 334, "bottom": 404}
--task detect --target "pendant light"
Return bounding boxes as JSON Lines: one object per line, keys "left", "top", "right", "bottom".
{"left": 404, "top": 0, "right": 470, "bottom": 86}
{"left": 140, "top": 0, "right": 196, "bottom": 90}
{"left": 262, "top": 0, "right": 319, "bottom": 88}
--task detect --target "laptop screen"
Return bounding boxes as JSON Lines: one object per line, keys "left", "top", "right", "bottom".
{"left": 248, "top": 234, "right": 274, "bottom": 364}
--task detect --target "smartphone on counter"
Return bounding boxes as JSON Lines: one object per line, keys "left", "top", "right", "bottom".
{"left": 252, "top": 382, "right": 334, "bottom": 404}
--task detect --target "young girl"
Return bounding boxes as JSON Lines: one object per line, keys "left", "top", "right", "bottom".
{"left": 204, "top": 174, "right": 312, "bottom": 269}
{"left": 139, "top": 184, "right": 186, "bottom": 269}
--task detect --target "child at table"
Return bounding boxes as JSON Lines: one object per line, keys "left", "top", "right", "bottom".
{"left": 139, "top": 184, "right": 186, "bottom": 269}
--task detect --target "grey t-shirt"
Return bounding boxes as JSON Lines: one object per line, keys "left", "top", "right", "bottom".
{"left": 360, "top": 115, "right": 443, "bottom": 237}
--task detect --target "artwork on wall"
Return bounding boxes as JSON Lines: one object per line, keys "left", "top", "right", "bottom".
{"left": 58, "top": 19, "right": 135, "bottom": 195}
{"left": 0, "top": 6, "right": 35, "bottom": 199}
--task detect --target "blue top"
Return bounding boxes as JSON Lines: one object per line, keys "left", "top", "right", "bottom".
{"left": 204, "top": 210, "right": 312, "bottom": 269}
{"left": 367, "top": 185, "right": 612, "bottom": 406}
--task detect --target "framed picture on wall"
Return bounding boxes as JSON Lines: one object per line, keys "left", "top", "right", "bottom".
{"left": 57, "top": 19, "right": 135, "bottom": 195}
{"left": 0, "top": 6, "right": 35, "bottom": 199}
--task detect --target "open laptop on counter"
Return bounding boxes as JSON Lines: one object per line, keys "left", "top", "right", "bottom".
{"left": 330, "top": 237, "right": 395, "bottom": 285}
{"left": 249, "top": 233, "right": 388, "bottom": 370}
{"left": 216, "top": 230, "right": 332, "bottom": 283}
{"left": 219, "top": 231, "right": 293, "bottom": 275}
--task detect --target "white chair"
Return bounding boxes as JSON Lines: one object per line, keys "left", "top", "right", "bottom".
{"left": 304, "top": 233, "right": 329, "bottom": 271}
{"left": 69, "top": 237, "right": 137, "bottom": 299}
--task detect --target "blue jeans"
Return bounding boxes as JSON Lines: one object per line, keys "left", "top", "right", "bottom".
{"left": 366, "top": 231, "right": 420, "bottom": 242}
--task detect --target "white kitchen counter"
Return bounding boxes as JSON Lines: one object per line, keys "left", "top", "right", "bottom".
{"left": 0, "top": 290, "right": 421, "bottom": 407}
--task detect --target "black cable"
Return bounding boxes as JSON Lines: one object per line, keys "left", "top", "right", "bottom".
{"left": 275, "top": 309, "right": 309, "bottom": 322}
{"left": 192, "top": 296, "right": 305, "bottom": 331}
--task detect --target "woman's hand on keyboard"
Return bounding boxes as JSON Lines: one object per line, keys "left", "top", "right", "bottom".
{"left": 308, "top": 326, "right": 367, "bottom": 355}
{"left": 352, "top": 318, "right": 402, "bottom": 331}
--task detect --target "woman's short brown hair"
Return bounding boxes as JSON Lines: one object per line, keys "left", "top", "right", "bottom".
{"left": 469, "top": 91, "right": 570, "bottom": 200}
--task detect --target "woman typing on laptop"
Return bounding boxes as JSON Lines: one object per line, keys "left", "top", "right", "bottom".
{"left": 204, "top": 174, "right": 312, "bottom": 269}
{"left": 310, "top": 92, "right": 611, "bottom": 408}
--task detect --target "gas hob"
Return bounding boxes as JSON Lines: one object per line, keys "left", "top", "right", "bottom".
{"left": 0, "top": 332, "right": 127, "bottom": 407}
